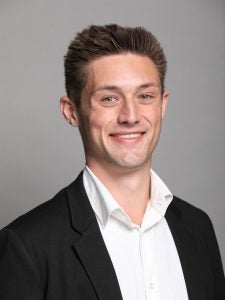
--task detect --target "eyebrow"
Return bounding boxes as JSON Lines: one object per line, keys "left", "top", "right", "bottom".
{"left": 93, "top": 82, "right": 161, "bottom": 94}
{"left": 136, "top": 83, "right": 161, "bottom": 91}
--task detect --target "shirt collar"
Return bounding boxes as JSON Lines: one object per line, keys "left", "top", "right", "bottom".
{"left": 83, "top": 166, "right": 173, "bottom": 228}
{"left": 149, "top": 169, "right": 173, "bottom": 216}
{"left": 83, "top": 166, "right": 121, "bottom": 226}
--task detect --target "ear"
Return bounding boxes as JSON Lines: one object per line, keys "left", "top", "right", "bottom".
{"left": 161, "top": 90, "right": 169, "bottom": 119}
{"left": 60, "top": 96, "right": 79, "bottom": 127}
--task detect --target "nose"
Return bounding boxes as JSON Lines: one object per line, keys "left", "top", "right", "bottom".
{"left": 118, "top": 99, "right": 140, "bottom": 125}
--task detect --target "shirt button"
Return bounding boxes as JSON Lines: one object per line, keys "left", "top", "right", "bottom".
{"left": 149, "top": 282, "right": 154, "bottom": 289}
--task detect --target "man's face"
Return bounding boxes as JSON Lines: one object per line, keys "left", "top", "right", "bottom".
{"left": 63, "top": 53, "right": 168, "bottom": 172}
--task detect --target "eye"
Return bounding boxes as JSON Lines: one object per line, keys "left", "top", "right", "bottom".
{"left": 138, "top": 93, "right": 154, "bottom": 103}
{"left": 100, "top": 96, "right": 118, "bottom": 106}
{"left": 102, "top": 96, "right": 115, "bottom": 102}
{"left": 139, "top": 94, "right": 152, "bottom": 99}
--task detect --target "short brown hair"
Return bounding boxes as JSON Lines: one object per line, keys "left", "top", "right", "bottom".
{"left": 64, "top": 24, "right": 167, "bottom": 107}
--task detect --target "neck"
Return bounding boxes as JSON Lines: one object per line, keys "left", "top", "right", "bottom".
{"left": 86, "top": 161, "right": 151, "bottom": 225}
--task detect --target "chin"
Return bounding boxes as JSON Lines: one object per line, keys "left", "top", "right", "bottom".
{"left": 109, "top": 156, "right": 150, "bottom": 170}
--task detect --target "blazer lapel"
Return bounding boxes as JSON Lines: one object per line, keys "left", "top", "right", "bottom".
{"left": 66, "top": 172, "right": 123, "bottom": 300}
{"left": 165, "top": 199, "right": 206, "bottom": 299}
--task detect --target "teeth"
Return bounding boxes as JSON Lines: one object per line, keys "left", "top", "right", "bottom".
{"left": 116, "top": 133, "right": 141, "bottom": 139}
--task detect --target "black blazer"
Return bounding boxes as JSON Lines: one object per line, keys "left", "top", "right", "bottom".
{"left": 0, "top": 172, "right": 224, "bottom": 300}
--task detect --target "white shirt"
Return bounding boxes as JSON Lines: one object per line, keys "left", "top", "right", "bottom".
{"left": 83, "top": 167, "right": 189, "bottom": 300}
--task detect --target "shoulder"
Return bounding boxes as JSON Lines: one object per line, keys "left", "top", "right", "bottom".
{"left": 0, "top": 174, "right": 87, "bottom": 287}
{"left": 3, "top": 172, "right": 84, "bottom": 239}
{"left": 166, "top": 196, "right": 221, "bottom": 261}
{"left": 2, "top": 187, "right": 70, "bottom": 243}
{"left": 0, "top": 171, "right": 86, "bottom": 252}
{"left": 172, "top": 195, "right": 209, "bottom": 216}
{"left": 168, "top": 195, "right": 214, "bottom": 233}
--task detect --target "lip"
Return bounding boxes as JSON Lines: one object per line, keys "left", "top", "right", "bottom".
{"left": 109, "top": 131, "right": 145, "bottom": 145}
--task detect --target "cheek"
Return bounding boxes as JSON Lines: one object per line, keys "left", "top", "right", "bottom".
{"left": 90, "top": 109, "right": 114, "bottom": 131}
{"left": 143, "top": 106, "right": 162, "bottom": 125}
{"left": 85, "top": 115, "right": 107, "bottom": 144}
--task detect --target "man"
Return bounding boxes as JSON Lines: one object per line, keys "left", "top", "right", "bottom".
{"left": 0, "top": 24, "right": 224, "bottom": 300}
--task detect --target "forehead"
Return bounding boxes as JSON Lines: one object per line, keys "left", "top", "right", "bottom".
{"left": 85, "top": 53, "right": 160, "bottom": 91}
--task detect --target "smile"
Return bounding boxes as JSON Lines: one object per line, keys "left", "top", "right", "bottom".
{"left": 109, "top": 132, "right": 145, "bottom": 144}
{"left": 112, "top": 133, "right": 143, "bottom": 139}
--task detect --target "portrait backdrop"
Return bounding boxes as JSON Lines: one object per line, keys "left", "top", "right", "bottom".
{"left": 0, "top": 0, "right": 225, "bottom": 267}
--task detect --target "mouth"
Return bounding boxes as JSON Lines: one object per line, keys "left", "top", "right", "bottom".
{"left": 109, "top": 131, "right": 145, "bottom": 144}
{"left": 110, "top": 132, "right": 144, "bottom": 138}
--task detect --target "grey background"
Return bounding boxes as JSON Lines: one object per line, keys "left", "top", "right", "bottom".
{"left": 0, "top": 0, "right": 225, "bottom": 268}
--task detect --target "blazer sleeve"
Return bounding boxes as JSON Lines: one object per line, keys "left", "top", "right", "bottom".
{"left": 0, "top": 228, "right": 43, "bottom": 300}
{"left": 206, "top": 217, "right": 225, "bottom": 299}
